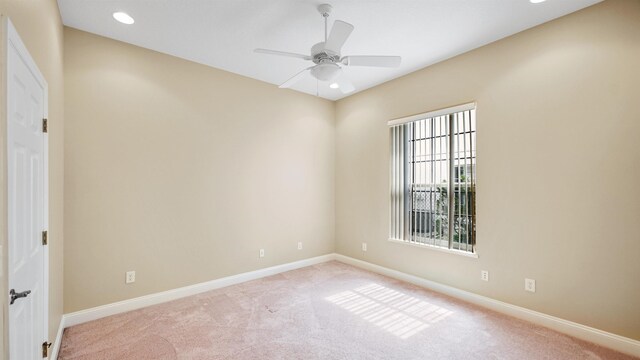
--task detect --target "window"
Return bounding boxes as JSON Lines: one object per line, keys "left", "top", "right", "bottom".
{"left": 389, "top": 103, "right": 477, "bottom": 254}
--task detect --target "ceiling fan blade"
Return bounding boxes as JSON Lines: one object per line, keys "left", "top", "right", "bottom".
{"left": 254, "top": 48, "right": 311, "bottom": 61}
{"left": 325, "top": 20, "right": 354, "bottom": 54}
{"left": 341, "top": 56, "right": 401, "bottom": 68}
{"left": 334, "top": 71, "right": 355, "bottom": 94}
{"left": 279, "top": 67, "right": 312, "bottom": 88}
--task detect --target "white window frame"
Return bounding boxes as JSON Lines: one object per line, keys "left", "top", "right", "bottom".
{"left": 388, "top": 102, "right": 478, "bottom": 258}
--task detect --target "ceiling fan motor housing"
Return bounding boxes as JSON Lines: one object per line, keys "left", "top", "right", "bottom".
{"left": 311, "top": 42, "right": 340, "bottom": 64}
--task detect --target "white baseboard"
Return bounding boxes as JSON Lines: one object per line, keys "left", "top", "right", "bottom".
{"left": 334, "top": 254, "right": 640, "bottom": 358}
{"left": 57, "top": 252, "right": 639, "bottom": 358}
{"left": 63, "top": 254, "right": 336, "bottom": 328}
{"left": 50, "top": 315, "right": 65, "bottom": 359}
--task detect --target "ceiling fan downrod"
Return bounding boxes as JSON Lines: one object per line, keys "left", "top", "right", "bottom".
{"left": 318, "top": 4, "right": 333, "bottom": 42}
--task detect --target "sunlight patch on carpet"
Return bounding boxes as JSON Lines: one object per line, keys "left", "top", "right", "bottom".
{"left": 326, "top": 283, "right": 454, "bottom": 339}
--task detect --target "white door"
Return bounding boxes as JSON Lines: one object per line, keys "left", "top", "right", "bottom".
{"left": 4, "top": 18, "right": 49, "bottom": 359}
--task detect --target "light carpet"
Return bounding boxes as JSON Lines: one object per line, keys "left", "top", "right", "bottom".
{"left": 58, "top": 261, "right": 637, "bottom": 359}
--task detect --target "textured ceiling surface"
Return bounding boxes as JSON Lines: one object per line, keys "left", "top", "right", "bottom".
{"left": 58, "top": 0, "right": 601, "bottom": 100}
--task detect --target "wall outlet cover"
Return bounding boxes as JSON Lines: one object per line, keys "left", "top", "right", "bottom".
{"left": 362, "top": 243, "right": 367, "bottom": 252}
{"left": 525, "top": 278, "right": 536, "bottom": 293}
{"left": 125, "top": 271, "right": 135, "bottom": 284}
{"left": 481, "top": 270, "right": 489, "bottom": 282}
{"left": 259, "top": 249, "right": 265, "bottom": 258}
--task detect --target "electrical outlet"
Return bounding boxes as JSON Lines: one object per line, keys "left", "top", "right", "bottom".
{"left": 525, "top": 278, "right": 536, "bottom": 293}
{"left": 259, "top": 249, "right": 265, "bottom": 258}
{"left": 362, "top": 243, "right": 367, "bottom": 252}
{"left": 125, "top": 271, "right": 135, "bottom": 284}
{"left": 297, "top": 242, "right": 303, "bottom": 250}
{"left": 481, "top": 270, "right": 489, "bottom": 282}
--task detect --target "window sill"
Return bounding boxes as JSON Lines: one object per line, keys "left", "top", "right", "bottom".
{"left": 388, "top": 238, "right": 479, "bottom": 259}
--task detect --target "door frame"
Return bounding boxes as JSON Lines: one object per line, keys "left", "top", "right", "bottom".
{"left": 1, "top": 15, "right": 50, "bottom": 357}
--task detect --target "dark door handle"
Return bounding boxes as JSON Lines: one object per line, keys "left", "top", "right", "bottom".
{"left": 9, "top": 289, "right": 31, "bottom": 305}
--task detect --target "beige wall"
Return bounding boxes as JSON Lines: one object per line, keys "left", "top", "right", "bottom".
{"left": 0, "top": 0, "right": 64, "bottom": 357}
{"left": 63, "top": 28, "right": 335, "bottom": 312}
{"left": 335, "top": 0, "right": 640, "bottom": 341}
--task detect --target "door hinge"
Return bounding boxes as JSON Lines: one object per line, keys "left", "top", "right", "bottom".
{"left": 43, "top": 118, "right": 48, "bottom": 133}
{"left": 42, "top": 341, "right": 51, "bottom": 358}
{"left": 42, "top": 230, "right": 48, "bottom": 246}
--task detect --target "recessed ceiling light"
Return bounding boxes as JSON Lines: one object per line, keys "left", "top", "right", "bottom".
{"left": 529, "top": 0, "right": 546, "bottom": 3}
{"left": 329, "top": 83, "right": 340, "bottom": 89}
{"left": 113, "top": 12, "right": 135, "bottom": 25}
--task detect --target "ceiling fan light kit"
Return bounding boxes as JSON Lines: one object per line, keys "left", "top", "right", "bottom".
{"left": 254, "top": 3, "right": 401, "bottom": 94}
{"left": 311, "top": 63, "right": 340, "bottom": 81}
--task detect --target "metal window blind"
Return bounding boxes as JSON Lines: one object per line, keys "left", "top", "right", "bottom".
{"left": 389, "top": 104, "right": 476, "bottom": 253}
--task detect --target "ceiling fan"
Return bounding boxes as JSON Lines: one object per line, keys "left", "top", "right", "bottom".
{"left": 254, "top": 4, "right": 401, "bottom": 94}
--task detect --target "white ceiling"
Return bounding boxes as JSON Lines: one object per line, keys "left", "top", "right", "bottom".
{"left": 58, "top": 0, "right": 601, "bottom": 101}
